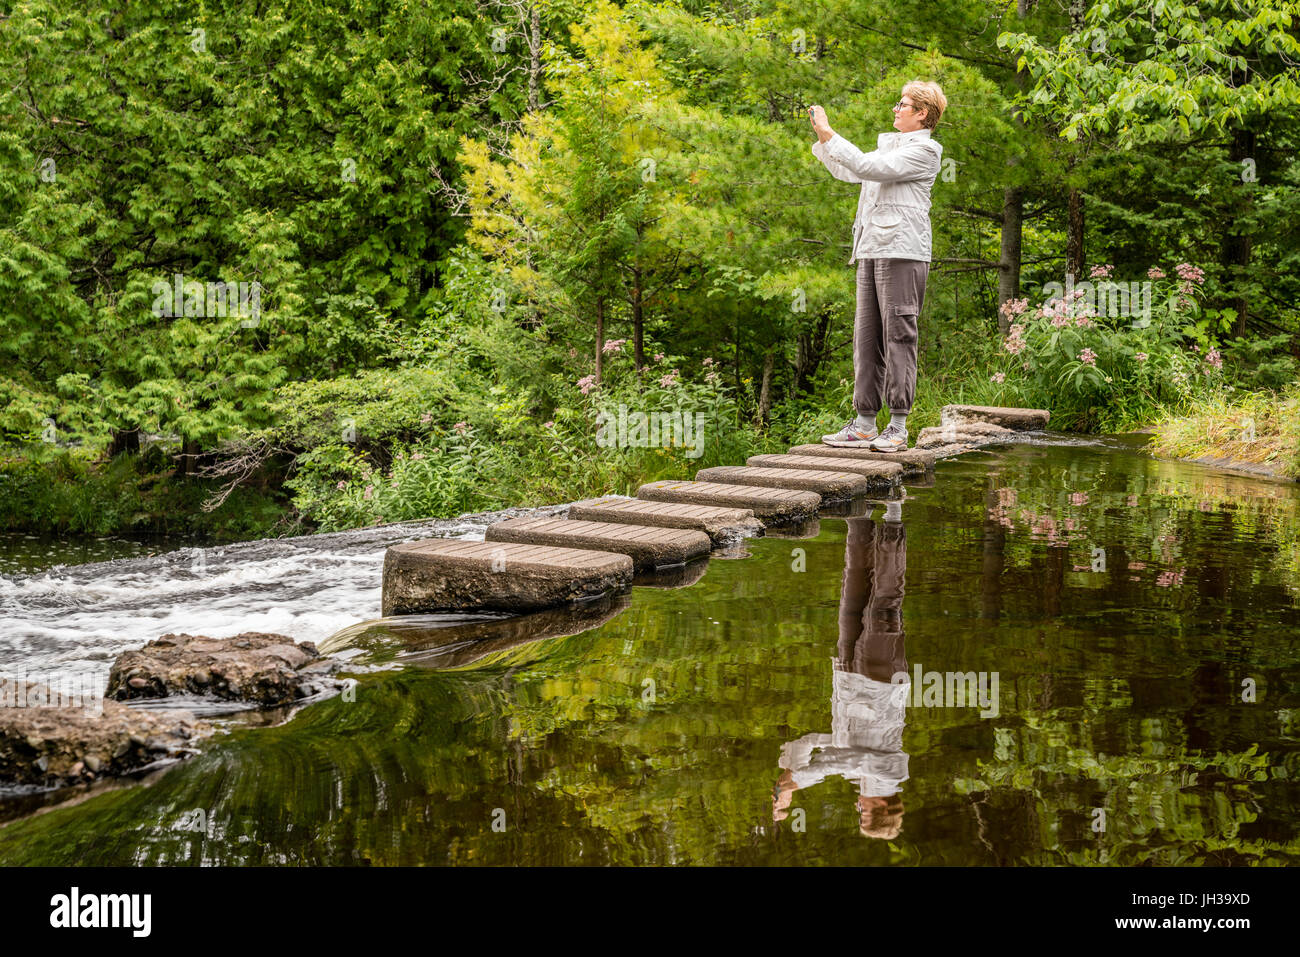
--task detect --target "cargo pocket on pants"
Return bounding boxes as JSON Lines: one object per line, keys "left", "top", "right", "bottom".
{"left": 888, "top": 304, "right": 918, "bottom": 347}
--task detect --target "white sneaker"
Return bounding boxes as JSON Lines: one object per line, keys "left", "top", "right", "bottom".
{"left": 869, "top": 424, "right": 909, "bottom": 452}
{"left": 822, "top": 419, "right": 878, "bottom": 447}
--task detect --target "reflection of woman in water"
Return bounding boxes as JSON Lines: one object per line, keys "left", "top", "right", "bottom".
{"left": 774, "top": 506, "right": 909, "bottom": 839}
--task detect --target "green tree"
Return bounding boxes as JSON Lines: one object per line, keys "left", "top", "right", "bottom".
{"left": 998, "top": 0, "right": 1300, "bottom": 337}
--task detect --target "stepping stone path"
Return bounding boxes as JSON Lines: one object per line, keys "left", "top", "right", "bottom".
{"left": 567, "top": 496, "right": 763, "bottom": 545}
{"left": 786, "top": 444, "right": 934, "bottom": 474}
{"left": 636, "top": 479, "right": 821, "bottom": 522}
{"left": 485, "top": 516, "right": 711, "bottom": 572}
{"left": 745, "top": 453, "right": 903, "bottom": 486}
{"left": 381, "top": 404, "right": 1049, "bottom": 616}
{"left": 693, "top": 465, "right": 868, "bottom": 499}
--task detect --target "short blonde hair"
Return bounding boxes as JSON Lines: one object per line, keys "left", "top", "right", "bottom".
{"left": 902, "top": 81, "right": 947, "bottom": 131}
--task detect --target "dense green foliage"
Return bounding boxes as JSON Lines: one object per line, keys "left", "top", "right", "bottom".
{"left": 0, "top": 447, "right": 288, "bottom": 539}
{"left": 2, "top": 0, "right": 1298, "bottom": 536}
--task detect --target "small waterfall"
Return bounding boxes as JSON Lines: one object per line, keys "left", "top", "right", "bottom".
{"left": 0, "top": 503, "right": 569, "bottom": 682}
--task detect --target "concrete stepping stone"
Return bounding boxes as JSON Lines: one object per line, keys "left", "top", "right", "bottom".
{"left": 940, "top": 404, "right": 1050, "bottom": 430}
{"left": 567, "top": 496, "right": 763, "bottom": 545}
{"left": 636, "top": 480, "right": 820, "bottom": 523}
{"left": 787, "top": 443, "right": 935, "bottom": 474}
{"left": 382, "top": 539, "right": 632, "bottom": 616}
{"left": 485, "top": 516, "right": 710, "bottom": 572}
{"left": 745, "top": 453, "right": 902, "bottom": 486}
{"left": 693, "top": 465, "right": 868, "bottom": 500}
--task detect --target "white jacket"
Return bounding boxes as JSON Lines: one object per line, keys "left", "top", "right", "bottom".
{"left": 778, "top": 666, "right": 910, "bottom": 798}
{"left": 811, "top": 128, "right": 943, "bottom": 264}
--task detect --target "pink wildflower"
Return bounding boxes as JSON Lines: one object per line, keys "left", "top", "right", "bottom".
{"left": 999, "top": 298, "right": 1029, "bottom": 319}
{"left": 452, "top": 421, "right": 469, "bottom": 433}
{"left": 702, "top": 357, "right": 714, "bottom": 366}
{"left": 577, "top": 374, "right": 596, "bottom": 395}
{"left": 1147, "top": 267, "right": 1166, "bottom": 279}
{"left": 1078, "top": 348, "right": 1097, "bottom": 366}
{"left": 1089, "top": 264, "right": 1114, "bottom": 279}
{"left": 1205, "top": 347, "right": 1222, "bottom": 370}
{"left": 991, "top": 372, "right": 1006, "bottom": 384}
{"left": 602, "top": 338, "right": 627, "bottom": 354}
{"left": 1174, "top": 263, "right": 1205, "bottom": 283}
{"left": 1135, "top": 352, "right": 1148, "bottom": 363}
{"left": 1003, "top": 322, "right": 1028, "bottom": 355}
{"left": 363, "top": 485, "right": 374, "bottom": 500}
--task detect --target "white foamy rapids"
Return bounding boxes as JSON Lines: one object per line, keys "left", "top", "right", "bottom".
{"left": 0, "top": 502, "right": 570, "bottom": 683}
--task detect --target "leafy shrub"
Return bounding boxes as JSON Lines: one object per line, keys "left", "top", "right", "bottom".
{"left": 985, "top": 264, "right": 1226, "bottom": 431}
{"left": 0, "top": 448, "right": 287, "bottom": 540}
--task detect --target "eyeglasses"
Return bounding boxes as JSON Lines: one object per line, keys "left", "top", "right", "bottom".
{"left": 892, "top": 100, "right": 915, "bottom": 112}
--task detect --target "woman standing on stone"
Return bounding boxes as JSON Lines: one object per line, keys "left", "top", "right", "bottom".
{"left": 809, "top": 82, "right": 947, "bottom": 452}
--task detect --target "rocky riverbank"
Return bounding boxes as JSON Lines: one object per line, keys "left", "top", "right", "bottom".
{"left": 1, "top": 632, "right": 348, "bottom": 792}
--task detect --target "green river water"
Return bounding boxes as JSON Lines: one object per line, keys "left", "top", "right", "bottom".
{"left": 1, "top": 434, "right": 1297, "bottom": 865}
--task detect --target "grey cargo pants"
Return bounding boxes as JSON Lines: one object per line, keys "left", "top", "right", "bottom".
{"left": 853, "top": 257, "right": 929, "bottom": 418}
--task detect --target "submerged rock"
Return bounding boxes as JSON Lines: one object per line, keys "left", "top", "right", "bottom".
{"left": 108, "top": 632, "right": 332, "bottom": 706}
{"left": 0, "top": 686, "right": 207, "bottom": 789}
